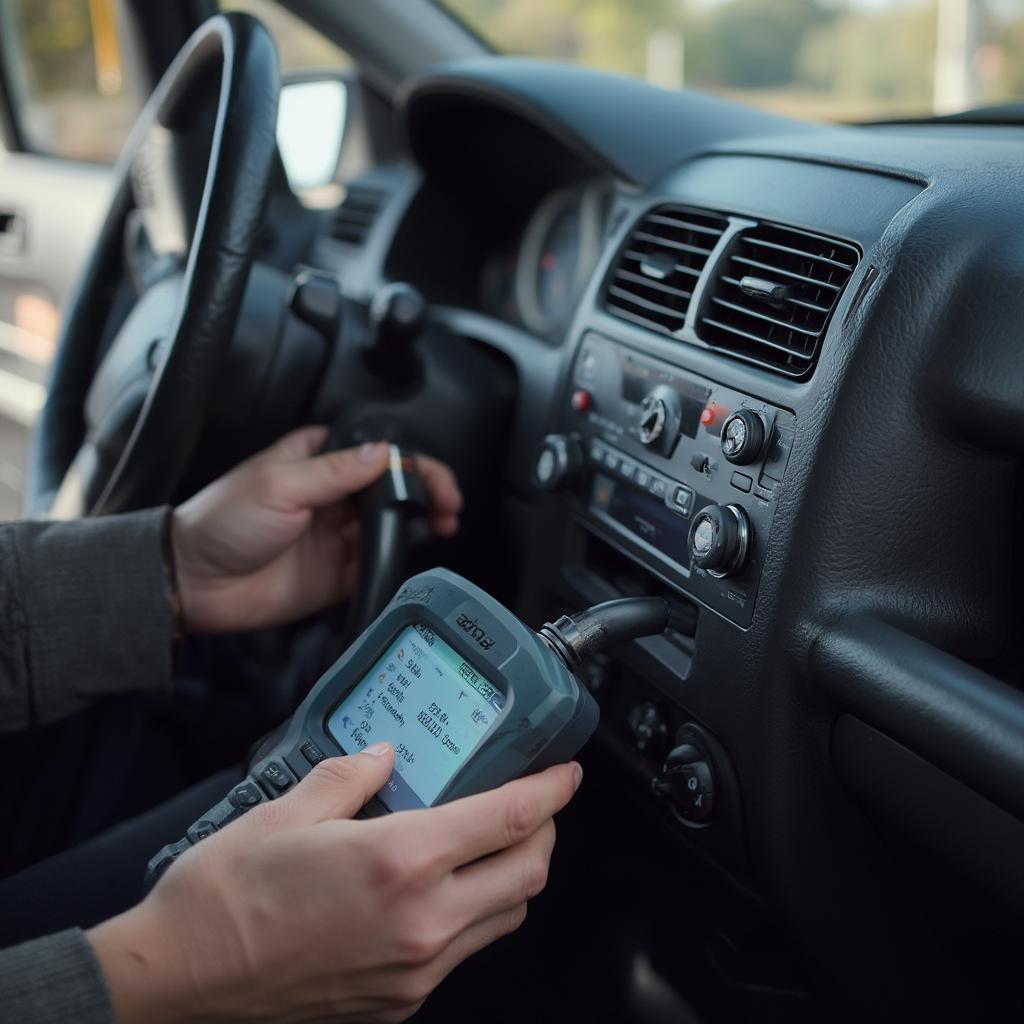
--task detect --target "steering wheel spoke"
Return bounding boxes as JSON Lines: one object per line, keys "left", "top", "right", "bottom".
{"left": 26, "top": 13, "right": 280, "bottom": 517}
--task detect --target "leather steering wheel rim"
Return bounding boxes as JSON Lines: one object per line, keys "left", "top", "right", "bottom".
{"left": 26, "top": 13, "right": 279, "bottom": 517}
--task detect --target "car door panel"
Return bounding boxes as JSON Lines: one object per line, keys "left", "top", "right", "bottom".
{"left": 0, "top": 151, "right": 111, "bottom": 515}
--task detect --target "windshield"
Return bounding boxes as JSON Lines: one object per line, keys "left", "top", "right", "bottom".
{"left": 443, "top": 0, "right": 1024, "bottom": 123}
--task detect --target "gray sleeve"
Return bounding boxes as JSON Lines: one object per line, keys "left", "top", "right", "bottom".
{"left": 0, "top": 508, "right": 174, "bottom": 734}
{"left": 0, "top": 928, "right": 115, "bottom": 1023}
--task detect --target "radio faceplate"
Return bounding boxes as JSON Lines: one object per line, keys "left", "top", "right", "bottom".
{"left": 556, "top": 332, "right": 795, "bottom": 628}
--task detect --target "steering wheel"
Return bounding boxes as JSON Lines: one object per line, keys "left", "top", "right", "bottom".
{"left": 26, "top": 14, "right": 279, "bottom": 518}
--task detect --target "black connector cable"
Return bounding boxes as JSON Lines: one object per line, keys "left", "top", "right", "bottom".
{"left": 538, "top": 596, "right": 689, "bottom": 671}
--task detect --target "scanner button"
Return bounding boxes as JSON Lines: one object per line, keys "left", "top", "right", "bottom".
{"left": 147, "top": 841, "right": 186, "bottom": 880}
{"left": 300, "top": 739, "right": 326, "bottom": 766}
{"left": 229, "top": 781, "right": 264, "bottom": 810}
{"left": 259, "top": 761, "right": 293, "bottom": 794}
{"left": 187, "top": 820, "right": 217, "bottom": 844}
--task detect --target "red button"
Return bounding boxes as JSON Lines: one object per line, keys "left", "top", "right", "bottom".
{"left": 571, "top": 389, "right": 592, "bottom": 412}
{"left": 700, "top": 406, "right": 715, "bottom": 426}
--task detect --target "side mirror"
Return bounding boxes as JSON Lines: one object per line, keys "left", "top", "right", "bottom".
{"left": 276, "top": 76, "right": 348, "bottom": 198}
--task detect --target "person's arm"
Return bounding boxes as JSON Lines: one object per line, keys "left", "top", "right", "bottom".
{"left": 0, "top": 508, "right": 174, "bottom": 734}
{"left": 0, "top": 429, "right": 461, "bottom": 736}
{"left": 0, "top": 928, "right": 114, "bottom": 1023}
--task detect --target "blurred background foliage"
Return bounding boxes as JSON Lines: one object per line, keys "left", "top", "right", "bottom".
{"left": 6, "top": 0, "right": 1024, "bottom": 165}
{"left": 445, "top": 0, "right": 1024, "bottom": 120}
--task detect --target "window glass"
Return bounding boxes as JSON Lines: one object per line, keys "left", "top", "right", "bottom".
{"left": 5, "top": 0, "right": 136, "bottom": 162}
{"left": 443, "top": 0, "right": 1024, "bottom": 123}
{"left": 221, "top": 0, "right": 351, "bottom": 72}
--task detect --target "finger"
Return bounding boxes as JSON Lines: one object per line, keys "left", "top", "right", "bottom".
{"left": 253, "top": 746, "right": 395, "bottom": 830}
{"left": 418, "top": 762, "right": 580, "bottom": 872}
{"left": 415, "top": 455, "right": 463, "bottom": 519}
{"left": 258, "top": 425, "right": 330, "bottom": 465}
{"left": 449, "top": 818, "right": 556, "bottom": 928}
{"left": 276, "top": 442, "right": 389, "bottom": 508}
{"left": 431, "top": 513, "right": 460, "bottom": 539}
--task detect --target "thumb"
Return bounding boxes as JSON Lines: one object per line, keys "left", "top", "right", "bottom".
{"left": 275, "top": 442, "right": 390, "bottom": 509}
{"left": 264, "top": 745, "right": 396, "bottom": 828}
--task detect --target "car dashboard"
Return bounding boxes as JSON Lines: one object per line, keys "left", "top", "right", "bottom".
{"left": 304, "top": 57, "right": 1024, "bottom": 1021}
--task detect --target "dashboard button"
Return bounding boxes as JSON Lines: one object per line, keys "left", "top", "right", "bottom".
{"left": 649, "top": 478, "right": 667, "bottom": 499}
{"left": 634, "top": 469, "right": 650, "bottom": 488}
{"left": 670, "top": 485, "right": 694, "bottom": 516}
{"left": 619, "top": 461, "right": 636, "bottom": 482}
{"left": 690, "top": 452, "right": 709, "bottom": 474}
{"left": 533, "top": 434, "right": 583, "bottom": 491}
{"left": 730, "top": 471, "right": 753, "bottom": 493}
{"left": 571, "top": 388, "right": 592, "bottom": 413}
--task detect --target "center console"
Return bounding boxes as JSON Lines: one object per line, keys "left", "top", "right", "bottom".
{"left": 534, "top": 331, "right": 795, "bottom": 629}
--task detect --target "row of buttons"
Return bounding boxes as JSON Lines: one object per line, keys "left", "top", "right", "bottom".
{"left": 589, "top": 439, "right": 695, "bottom": 518}
{"left": 145, "top": 745, "right": 320, "bottom": 889}
{"left": 730, "top": 469, "right": 773, "bottom": 502}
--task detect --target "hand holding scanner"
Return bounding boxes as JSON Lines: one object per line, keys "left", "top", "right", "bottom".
{"left": 145, "top": 568, "right": 679, "bottom": 888}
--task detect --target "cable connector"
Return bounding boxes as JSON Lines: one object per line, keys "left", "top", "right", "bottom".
{"left": 538, "top": 596, "right": 674, "bottom": 671}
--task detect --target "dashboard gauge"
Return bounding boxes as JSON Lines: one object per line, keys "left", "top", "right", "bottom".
{"left": 516, "top": 182, "right": 609, "bottom": 336}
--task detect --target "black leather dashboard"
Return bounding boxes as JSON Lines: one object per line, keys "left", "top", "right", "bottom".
{"left": 318, "top": 57, "right": 1024, "bottom": 1019}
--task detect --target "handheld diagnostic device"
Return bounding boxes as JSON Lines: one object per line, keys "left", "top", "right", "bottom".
{"left": 146, "top": 568, "right": 676, "bottom": 887}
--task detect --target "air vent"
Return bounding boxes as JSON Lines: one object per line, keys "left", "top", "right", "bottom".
{"left": 698, "top": 223, "right": 859, "bottom": 378}
{"left": 605, "top": 206, "right": 728, "bottom": 334}
{"left": 331, "top": 185, "right": 388, "bottom": 245}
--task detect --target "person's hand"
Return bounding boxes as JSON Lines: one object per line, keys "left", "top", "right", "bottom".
{"left": 88, "top": 747, "right": 582, "bottom": 1024}
{"left": 171, "top": 427, "right": 462, "bottom": 633}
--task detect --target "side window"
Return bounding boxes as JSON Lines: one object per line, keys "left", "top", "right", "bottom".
{"left": 2, "top": 0, "right": 137, "bottom": 163}
{"left": 220, "top": 0, "right": 351, "bottom": 72}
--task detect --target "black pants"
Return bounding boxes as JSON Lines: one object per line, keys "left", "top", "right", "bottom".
{"left": 0, "top": 766, "right": 243, "bottom": 946}
{"left": 0, "top": 631, "right": 324, "bottom": 944}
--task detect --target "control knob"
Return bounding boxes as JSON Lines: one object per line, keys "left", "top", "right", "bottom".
{"left": 637, "top": 384, "right": 683, "bottom": 455}
{"left": 533, "top": 434, "right": 583, "bottom": 491}
{"left": 653, "top": 742, "right": 715, "bottom": 825}
{"left": 720, "top": 409, "right": 768, "bottom": 465}
{"left": 626, "top": 701, "right": 668, "bottom": 760}
{"left": 688, "top": 503, "right": 751, "bottom": 578}
{"left": 365, "top": 282, "right": 428, "bottom": 383}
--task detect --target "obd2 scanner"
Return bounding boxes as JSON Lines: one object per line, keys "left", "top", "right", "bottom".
{"left": 145, "top": 568, "right": 682, "bottom": 889}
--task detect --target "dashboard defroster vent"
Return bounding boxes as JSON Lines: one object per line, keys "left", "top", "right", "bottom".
{"left": 604, "top": 206, "right": 728, "bottom": 334}
{"left": 698, "top": 223, "right": 859, "bottom": 378}
{"left": 331, "top": 185, "right": 388, "bottom": 245}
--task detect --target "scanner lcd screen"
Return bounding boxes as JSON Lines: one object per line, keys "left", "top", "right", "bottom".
{"left": 326, "top": 623, "right": 505, "bottom": 810}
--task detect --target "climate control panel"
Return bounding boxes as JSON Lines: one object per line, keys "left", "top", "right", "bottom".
{"left": 541, "top": 331, "right": 795, "bottom": 628}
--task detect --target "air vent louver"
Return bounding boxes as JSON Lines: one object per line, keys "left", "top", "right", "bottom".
{"left": 698, "top": 223, "right": 859, "bottom": 378}
{"left": 605, "top": 206, "right": 728, "bottom": 334}
{"left": 331, "top": 185, "right": 387, "bottom": 245}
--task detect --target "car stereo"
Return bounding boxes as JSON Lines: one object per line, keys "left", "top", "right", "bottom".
{"left": 535, "top": 331, "right": 795, "bottom": 627}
